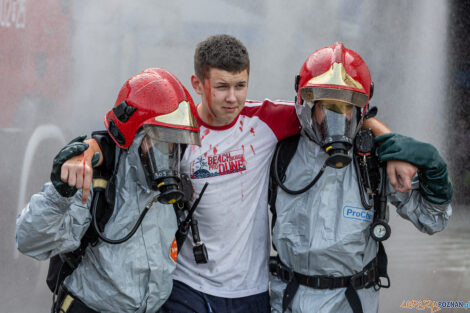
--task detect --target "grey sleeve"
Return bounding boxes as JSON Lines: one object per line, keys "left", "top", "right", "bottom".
{"left": 15, "top": 182, "right": 92, "bottom": 260}
{"left": 388, "top": 176, "right": 452, "bottom": 235}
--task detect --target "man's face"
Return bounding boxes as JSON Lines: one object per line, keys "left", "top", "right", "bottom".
{"left": 192, "top": 68, "right": 248, "bottom": 127}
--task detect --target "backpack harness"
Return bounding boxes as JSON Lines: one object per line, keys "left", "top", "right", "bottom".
{"left": 268, "top": 129, "right": 391, "bottom": 313}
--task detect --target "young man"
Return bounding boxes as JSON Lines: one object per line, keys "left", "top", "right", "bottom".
{"left": 63, "top": 35, "right": 415, "bottom": 312}
{"left": 161, "top": 34, "right": 301, "bottom": 312}
{"left": 16, "top": 68, "right": 201, "bottom": 313}
{"left": 269, "top": 42, "right": 453, "bottom": 313}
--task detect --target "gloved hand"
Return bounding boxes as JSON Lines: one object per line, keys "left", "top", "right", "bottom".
{"left": 374, "top": 133, "right": 453, "bottom": 204}
{"left": 51, "top": 135, "right": 100, "bottom": 198}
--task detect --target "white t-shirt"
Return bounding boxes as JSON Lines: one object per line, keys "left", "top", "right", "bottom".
{"left": 172, "top": 99, "right": 300, "bottom": 298}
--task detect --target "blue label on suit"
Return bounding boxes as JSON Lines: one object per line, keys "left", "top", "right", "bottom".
{"left": 343, "top": 206, "right": 374, "bottom": 222}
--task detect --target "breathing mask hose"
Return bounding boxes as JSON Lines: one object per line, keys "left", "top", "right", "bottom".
{"left": 354, "top": 154, "right": 374, "bottom": 210}
{"left": 92, "top": 191, "right": 158, "bottom": 244}
{"left": 378, "top": 167, "right": 388, "bottom": 220}
{"left": 273, "top": 144, "right": 327, "bottom": 195}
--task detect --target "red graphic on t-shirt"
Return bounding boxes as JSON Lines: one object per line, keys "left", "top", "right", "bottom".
{"left": 250, "top": 128, "right": 255, "bottom": 135}
{"left": 191, "top": 148, "right": 247, "bottom": 179}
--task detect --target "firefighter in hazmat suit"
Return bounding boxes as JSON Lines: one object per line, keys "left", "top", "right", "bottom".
{"left": 16, "top": 68, "right": 201, "bottom": 313}
{"left": 269, "top": 42, "right": 453, "bottom": 313}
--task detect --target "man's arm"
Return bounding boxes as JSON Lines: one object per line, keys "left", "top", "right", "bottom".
{"left": 373, "top": 133, "right": 453, "bottom": 234}
{"left": 16, "top": 182, "right": 92, "bottom": 260}
{"left": 363, "top": 117, "right": 418, "bottom": 193}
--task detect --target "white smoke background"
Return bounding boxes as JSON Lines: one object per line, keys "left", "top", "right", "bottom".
{"left": 1, "top": 0, "right": 468, "bottom": 312}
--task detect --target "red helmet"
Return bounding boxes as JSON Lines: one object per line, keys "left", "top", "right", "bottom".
{"left": 295, "top": 43, "right": 373, "bottom": 167}
{"left": 296, "top": 41, "right": 372, "bottom": 112}
{"left": 105, "top": 68, "right": 200, "bottom": 149}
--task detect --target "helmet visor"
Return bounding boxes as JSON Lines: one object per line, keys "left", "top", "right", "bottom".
{"left": 142, "top": 124, "right": 201, "bottom": 146}
{"left": 309, "top": 100, "right": 359, "bottom": 146}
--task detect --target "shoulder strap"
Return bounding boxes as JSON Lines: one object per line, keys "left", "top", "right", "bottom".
{"left": 268, "top": 134, "right": 301, "bottom": 246}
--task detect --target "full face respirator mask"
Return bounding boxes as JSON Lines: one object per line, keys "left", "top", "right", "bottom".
{"left": 276, "top": 97, "right": 362, "bottom": 195}
{"left": 139, "top": 127, "right": 185, "bottom": 204}
{"left": 309, "top": 100, "right": 360, "bottom": 168}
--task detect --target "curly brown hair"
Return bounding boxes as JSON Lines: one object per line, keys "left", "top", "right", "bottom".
{"left": 194, "top": 34, "right": 250, "bottom": 80}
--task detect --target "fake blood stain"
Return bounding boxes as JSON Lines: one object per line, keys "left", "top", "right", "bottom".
{"left": 250, "top": 144, "right": 256, "bottom": 155}
{"left": 250, "top": 128, "right": 255, "bottom": 136}
{"left": 201, "top": 129, "right": 210, "bottom": 141}
{"left": 203, "top": 79, "right": 216, "bottom": 121}
{"left": 213, "top": 147, "right": 218, "bottom": 155}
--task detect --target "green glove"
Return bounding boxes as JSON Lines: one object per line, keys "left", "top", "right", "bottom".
{"left": 374, "top": 133, "right": 453, "bottom": 204}
{"left": 50, "top": 135, "right": 100, "bottom": 197}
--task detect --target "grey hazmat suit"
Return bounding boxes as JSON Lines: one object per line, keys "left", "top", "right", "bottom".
{"left": 16, "top": 131, "right": 178, "bottom": 313}
{"left": 270, "top": 135, "right": 452, "bottom": 313}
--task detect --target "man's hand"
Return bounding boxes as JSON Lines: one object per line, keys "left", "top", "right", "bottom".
{"left": 363, "top": 118, "right": 418, "bottom": 194}
{"left": 51, "top": 137, "right": 102, "bottom": 204}
{"left": 386, "top": 160, "right": 417, "bottom": 193}
{"left": 374, "top": 133, "right": 453, "bottom": 204}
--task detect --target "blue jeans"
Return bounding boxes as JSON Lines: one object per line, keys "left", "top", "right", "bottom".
{"left": 160, "top": 280, "right": 270, "bottom": 313}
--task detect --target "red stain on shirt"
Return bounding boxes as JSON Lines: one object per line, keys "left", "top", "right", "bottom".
{"left": 241, "top": 144, "right": 245, "bottom": 153}
{"left": 250, "top": 144, "right": 256, "bottom": 155}
{"left": 201, "top": 129, "right": 210, "bottom": 141}
{"left": 250, "top": 128, "right": 255, "bottom": 135}
{"left": 213, "top": 147, "right": 218, "bottom": 155}
{"left": 240, "top": 120, "right": 244, "bottom": 126}
{"left": 239, "top": 126, "right": 243, "bottom": 132}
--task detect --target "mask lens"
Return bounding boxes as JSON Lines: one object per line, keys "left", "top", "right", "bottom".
{"left": 139, "top": 128, "right": 182, "bottom": 199}
{"left": 310, "top": 100, "right": 359, "bottom": 146}
{"left": 140, "top": 138, "right": 180, "bottom": 172}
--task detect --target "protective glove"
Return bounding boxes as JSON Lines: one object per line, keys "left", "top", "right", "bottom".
{"left": 374, "top": 133, "right": 453, "bottom": 204}
{"left": 50, "top": 135, "right": 100, "bottom": 197}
